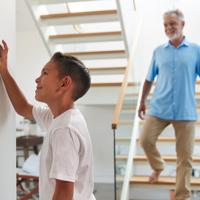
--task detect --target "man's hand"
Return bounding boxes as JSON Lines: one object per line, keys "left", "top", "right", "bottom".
{"left": 138, "top": 101, "right": 146, "bottom": 120}
{"left": 0, "top": 40, "right": 8, "bottom": 73}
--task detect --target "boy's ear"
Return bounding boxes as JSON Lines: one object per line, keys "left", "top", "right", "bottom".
{"left": 61, "top": 76, "right": 72, "bottom": 87}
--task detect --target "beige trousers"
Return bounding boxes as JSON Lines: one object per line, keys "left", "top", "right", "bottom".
{"left": 139, "top": 116, "right": 195, "bottom": 200}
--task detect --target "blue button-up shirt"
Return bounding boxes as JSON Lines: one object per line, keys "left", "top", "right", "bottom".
{"left": 146, "top": 38, "right": 200, "bottom": 120}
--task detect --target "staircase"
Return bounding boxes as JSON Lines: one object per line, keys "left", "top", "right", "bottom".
{"left": 116, "top": 83, "right": 200, "bottom": 200}
{"left": 25, "top": 0, "right": 130, "bottom": 90}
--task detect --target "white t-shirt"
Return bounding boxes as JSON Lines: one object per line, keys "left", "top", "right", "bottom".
{"left": 32, "top": 106, "right": 95, "bottom": 200}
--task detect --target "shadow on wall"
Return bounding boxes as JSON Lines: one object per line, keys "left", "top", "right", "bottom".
{"left": 0, "top": 77, "right": 11, "bottom": 128}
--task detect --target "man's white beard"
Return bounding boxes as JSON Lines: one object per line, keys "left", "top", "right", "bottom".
{"left": 168, "top": 31, "right": 182, "bottom": 41}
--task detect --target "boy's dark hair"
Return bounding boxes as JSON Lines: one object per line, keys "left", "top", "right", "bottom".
{"left": 51, "top": 52, "right": 91, "bottom": 100}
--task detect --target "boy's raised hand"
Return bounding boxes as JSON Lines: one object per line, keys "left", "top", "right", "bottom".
{"left": 0, "top": 40, "right": 8, "bottom": 73}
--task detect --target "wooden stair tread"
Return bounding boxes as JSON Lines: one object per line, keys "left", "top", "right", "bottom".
{"left": 125, "top": 93, "right": 139, "bottom": 97}
{"left": 116, "top": 155, "right": 200, "bottom": 162}
{"left": 91, "top": 82, "right": 136, "bottom": 87}
{"left": 117, "top": 176, "right": 200, "bottom": 186}
{"left": 89, "top": 66, "right": 126, "bottom": 72}
{"left": 41, "top": 10, "right": 117, "bottom": 19}
{"left": 64, "top": 50, "right": 126, "bottom": 56}
{"left": 140, "top": 120, "right": 200, "bottom": 125}
{"left": 116, "top": 136, "right": 131, "bottom": 141}
{"left": 49, "top": 31, "right": 122, "bottom": 39}
{"left": 134, "top": 155, "right": 200, "bottom": 163}
{"left": 116, "top": 155, "right": 128, "bottom": 160}
{"left": 136, "top": 137, "right": 200, "bottom": 142}
{"left": 130, "top": 176, "right": 200, "bottom": 186}
{"left": 119, "top": 120, "right": 133, "bottom": 125}
{"left": 35, "top": 0, "right": 100, "bottom": 4}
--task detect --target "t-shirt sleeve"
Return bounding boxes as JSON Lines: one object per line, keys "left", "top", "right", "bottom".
{"left": 146, "top": 50, "right": 158, "bottom": 82}
{"left": 32, "top": 106, "right": 52, "bottom": 132}
{"left": 49, "top": 127, "right": 80, "bottom": 182}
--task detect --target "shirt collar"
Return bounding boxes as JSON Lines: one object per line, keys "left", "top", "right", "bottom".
{"left": 164, "top": 37, "right": 189, "bottom": 48}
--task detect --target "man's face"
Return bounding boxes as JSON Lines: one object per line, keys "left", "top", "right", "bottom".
{"left": 35, "top": 60, "right": 63, "bottom": 103}
{"left": 164, "top": 13, "right": 184, "bottom": 41}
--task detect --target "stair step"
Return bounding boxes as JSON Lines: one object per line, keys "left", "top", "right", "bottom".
{"left": 64, "top": 50, "right": 126, "bottom": 60}
{"left": 140, "top": 120, "right": 200, "bottom": 126}
{"left": 134, "top": 155, "right": 200, "bottom": 163}
{"left": 116, "top": 155, "right": 128, "bottom": 160}
{"left": 116, "top": 136, "right": 131, "bottom": 142}
{"left": 119, "top": 120, "right": 133, "bottom": 126}
{"left": 121, "top": 109, "right": 136, "bottom": 114}
{"left": 90, "top": 82, "right": 136, "bottom": 87}
{"left": 125, "top": 93, "right": 139, "bottom": 97}
{"left": 136, "top": 137, "right": 200, "bottom": 143}
{"left": 117, "top": 137, "right": 200, "bottom": 143}
{"left": 117, "top": 176, "right": 200, "bottom": 188}
{"left": 34, "top": 0, "right": 101, "bottom": 4}
{"left": 136, "top": 140, "right": 200, "bottom": 157}
{"left": 116, "top": 155, "right": 200, "bottom": 163}
{"left": 49, "top": 31, "right": 123, "bottom": 44}
{"left": 130, "top": 176, "right": 200, "bottom": 187}
{"left": 89, "top": 66, "right": 126, "bottom": 74}
{"left": 40, "top": 10, "right": 118, "bottom": 25}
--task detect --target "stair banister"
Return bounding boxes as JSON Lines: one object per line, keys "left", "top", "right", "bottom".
{"left": 111, "top": 16, "right": 142, "bottom": 200}
{"left": 120, "top": 82, "right": 142, "bottom": 200}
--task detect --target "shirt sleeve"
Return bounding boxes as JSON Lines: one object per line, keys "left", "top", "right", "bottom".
{"left": 32, "top": 106, "right": 52, "bottom": 132}
{"left": 146, "top": 50, "right": 158, "bottom": 81}
{"left": 49, "top": 127, "right": 80, "bottom": 182}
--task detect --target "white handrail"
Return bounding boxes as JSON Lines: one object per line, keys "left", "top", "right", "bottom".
{"left": 120, "top": 18, "right": 143, "bottom": 200}
{"left": 120, "top": 83, "right": 143, "bottom": 200}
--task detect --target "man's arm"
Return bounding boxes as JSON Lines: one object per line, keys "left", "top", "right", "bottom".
{"left": 52, "top": 179, "right": 74, "bottom": 200}
{"left": 0, "top": 40, "right": 33, "bottom": 120}
{"left": 138, "top": 80, "right": 153, "bottom": 120}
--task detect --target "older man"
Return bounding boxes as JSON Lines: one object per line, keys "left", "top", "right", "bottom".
{"left": 138, "top": 9, "right": 200, "bottom": 200}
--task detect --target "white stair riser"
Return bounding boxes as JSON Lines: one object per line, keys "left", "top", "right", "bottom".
{"left": 139, "top": 125, "right": 200, "bottom": 137}
{"left": 116, "top": 160, "right": 200, "bottom": 176}
{"left": 130, "top": 187, "right": 171, "bottom": 200}
{"left": 133, "top": 162, "right": 200, "bottom": 176}
{"left": 89, "top": 69, "right": 125, "bottom": 75}
{"left": 120, "top": 112, "right": 135, "bottom": 120}
{"left": 65, "top": 52, "right": 127, "bottom": 60}
{"left": 115, "top": 127, "right": 133, "bottom": 137}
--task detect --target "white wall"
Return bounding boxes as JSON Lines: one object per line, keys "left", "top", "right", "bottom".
{"left": 0, "top": 1, "right": 16, "bottom": 199}
{"left": 132, "top": 0, "right": 200, "bottom": 82}
{"left": 78, "top": 105, "right": 115, "bottom": 182}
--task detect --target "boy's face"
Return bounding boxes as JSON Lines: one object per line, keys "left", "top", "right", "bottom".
{"left": 35, "top": 60, "right": 64, "bottom": 103}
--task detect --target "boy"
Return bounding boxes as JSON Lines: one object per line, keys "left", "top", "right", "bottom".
{"left": 0, "top": 41, "right": 95, "bottom": 200}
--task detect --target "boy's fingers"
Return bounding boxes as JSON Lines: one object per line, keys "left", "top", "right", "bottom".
{"left": 2, "top": 40, "right": 8, "bottom": 51}
{"left": 0, "top": 45, "right": 3, "bottom": 57}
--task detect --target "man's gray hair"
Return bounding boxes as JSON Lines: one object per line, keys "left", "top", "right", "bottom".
{"left": 163, "top": 9, "right": 184, "bottom": 21}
